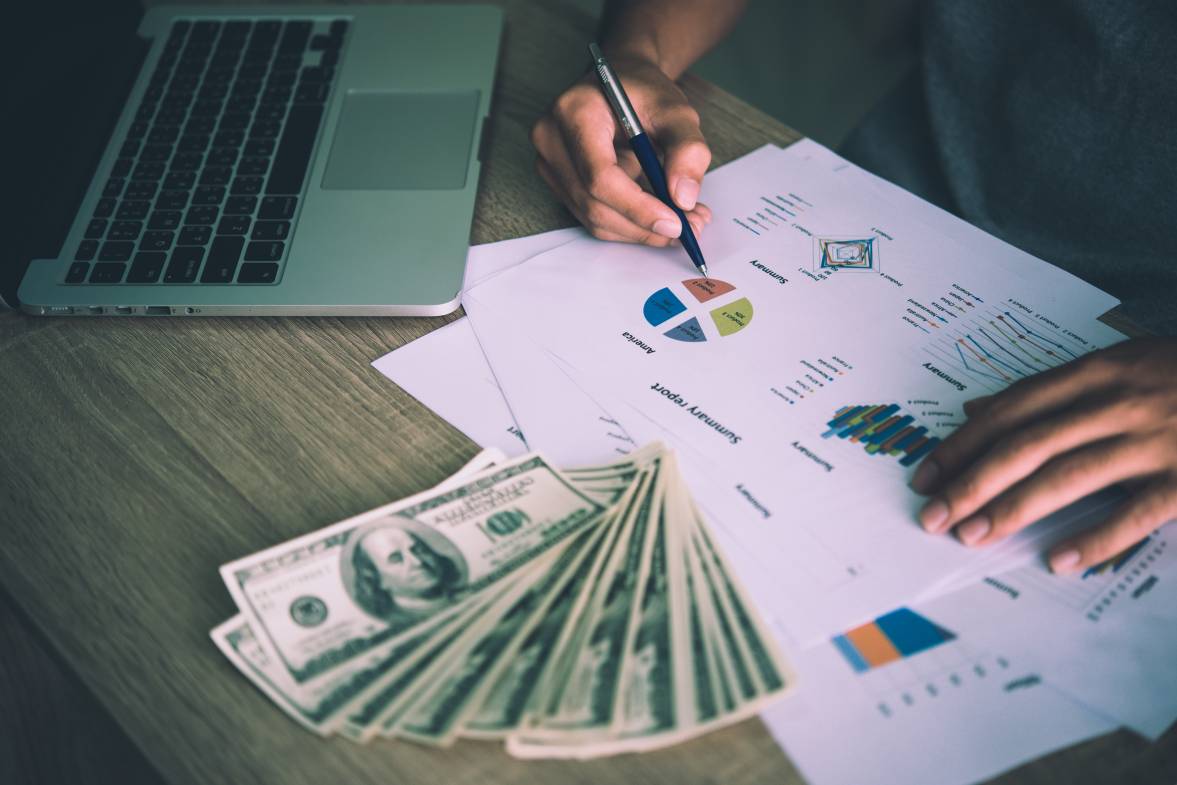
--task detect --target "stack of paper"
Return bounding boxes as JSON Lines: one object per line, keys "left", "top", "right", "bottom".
{"left": 371, "top": 140, "right": 1176, "bottom": 783}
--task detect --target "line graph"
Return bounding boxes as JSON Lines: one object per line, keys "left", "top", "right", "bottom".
{"left": 922, "top": 307, "right": 1089, "bottom": 393}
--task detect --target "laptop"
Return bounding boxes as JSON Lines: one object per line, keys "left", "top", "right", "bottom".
{"left": 8, "top": 1, "right": 502, "bottom": 316}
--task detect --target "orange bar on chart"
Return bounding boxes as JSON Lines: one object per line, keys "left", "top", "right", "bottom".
{"left": 844, "top": 622, "right": 903, "bottom": 668}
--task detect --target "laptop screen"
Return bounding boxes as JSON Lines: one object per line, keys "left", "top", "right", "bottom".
{"left": 3, "top": 0, "right": 147, "bottom": 307}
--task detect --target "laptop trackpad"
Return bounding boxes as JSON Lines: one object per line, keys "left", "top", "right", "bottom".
{"left": 322, "top": 90, "right": 480, "bottom": 190}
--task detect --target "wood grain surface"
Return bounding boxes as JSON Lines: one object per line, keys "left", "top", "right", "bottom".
{"left": 1, "top": 1, "right": 1174, "bottom": 784}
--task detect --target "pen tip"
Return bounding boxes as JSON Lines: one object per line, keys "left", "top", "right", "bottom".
{"left": 700, "top": 264, "right": 709, "bottom": 278}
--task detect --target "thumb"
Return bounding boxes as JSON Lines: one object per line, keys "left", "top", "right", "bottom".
{"left": 652, "top": 107, "right": 711, "bottom": 211}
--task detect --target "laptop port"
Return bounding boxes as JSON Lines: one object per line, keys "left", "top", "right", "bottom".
{"left": 88, "top": 306, "right": 104, "bottom": 315}
{"left": 145, "top": 306, "right": 171, "bottom": 315}
{"left": 114, "top": 306, "right": 133, "bottom": 315}
{"left": 47, "top": 306, "right": 74, "bottom": 315}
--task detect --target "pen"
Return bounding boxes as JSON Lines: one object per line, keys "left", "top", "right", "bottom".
{"left": 588, "top": 42, "right": 709, "bottom": 278}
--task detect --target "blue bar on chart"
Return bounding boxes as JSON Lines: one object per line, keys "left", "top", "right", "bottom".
{"left": 823, "top": 403, "right": 941, "bottom": 467}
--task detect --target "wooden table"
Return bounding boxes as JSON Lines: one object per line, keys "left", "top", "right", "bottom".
{"left": 2, "top": 1, "right": 1174, "bottom": 783}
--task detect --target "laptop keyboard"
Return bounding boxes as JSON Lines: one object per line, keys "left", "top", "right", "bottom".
{"left": 65, "top": 18, "right": 347, "bottom": 286}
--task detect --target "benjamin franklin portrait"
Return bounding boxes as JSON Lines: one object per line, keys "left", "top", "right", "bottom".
{"left": 341, "top": 514, "right": 468, "bottom": 622}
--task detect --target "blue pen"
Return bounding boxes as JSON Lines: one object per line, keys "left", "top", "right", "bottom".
{"left": 588, "top": 43, "right": 709, "bottom": 277}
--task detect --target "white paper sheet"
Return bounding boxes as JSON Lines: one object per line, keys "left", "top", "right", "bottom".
{"left": 463, "top": 145, "right": 1125, "bottom": 642}
{"left": 370, "top": 229, "right": 583, "bottom": 456}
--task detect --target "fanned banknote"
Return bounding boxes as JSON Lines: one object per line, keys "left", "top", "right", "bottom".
{"left": 211, "top": 443, "right": 795, "bottom": 757}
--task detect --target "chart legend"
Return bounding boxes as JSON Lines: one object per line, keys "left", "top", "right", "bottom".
{"left": 823, "top": 403, "right": 941, "bottom": 467}
{"left": 642, "top": 277, "right": 753, "bottom": 343}
{"left": 832, "top": 608, "right": 956, "bottom": 673}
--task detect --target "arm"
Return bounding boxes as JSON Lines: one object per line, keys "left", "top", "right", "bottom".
{"left": 531, "top": 0, "right": 747, "bottom": 245}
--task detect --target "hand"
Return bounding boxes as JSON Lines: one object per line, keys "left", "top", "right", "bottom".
{"left": 530, "top": 55, "right": 712, "bottom": 246}
{"left": 910, "top": 337, "right": 1177, "bottom": 573}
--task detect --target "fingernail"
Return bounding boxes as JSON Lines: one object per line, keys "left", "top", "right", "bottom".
{"left": 1049, "top": 548, "right": 1082, "bottom": 574}
{"left": 653, "top": 218, "right": 681, "bottom": 239}
{"left": 919, "top": 499, "right": 949, "bottom": 533}
{"left": 675, "top": 179, "right": 699, "bottom": 211}
{"left": 910, "top": 459, "right": 939, "bottom": 494}
{"left": 955, "top": 515, "right": 991, "bottom": 546}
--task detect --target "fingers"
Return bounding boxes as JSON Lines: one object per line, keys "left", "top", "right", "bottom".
{"left": 551, "top": 103, "right": 686, "bottom": 237}
{"left": 1047, "top": 476, "right": 1177, "bottom": 573}
{"left": 911, "top": 355, "right": 1118, "bottom": 494}
{"left": 649, "top": 104, "right": 711, "bottom": 210}
{"left": 941, "top": 435, "right": 1163, "bottom": 548}
{"left": 917, "top": 397, "right": 1157, "bottom": 535}
{"left": 532, "top": 66, "right": 714, "bottom": 247}
{"left": 535, "top": 159, "right": 672, "bottom": 247}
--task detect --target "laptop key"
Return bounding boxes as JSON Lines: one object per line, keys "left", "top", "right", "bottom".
{"left": 237, "top": 262, "right": 278, "bottom": 283}
{"left": 267, "top": 104, "right": 321, "bottom": 194}
{"left": 141, "top": 230, "right": 175, "bottom": 251}
{"left": 178, "top": 226, "right": 211, "bottom": 245}
{"left": 237, "top": 157, "right": 270, "bottom": 176}
{"left": 85, "top": 218, "right": 108, "bottom": 239}
{"left": 294, "top": 83, "right": 328, "bottom": 104}
{"left": 185, "top": 205, "right": 219, "bottom": 225}
{"left": 127, "top": 252, "right": 166, "bottom": 283}
{"left": 148, "top": 211, "right": 182, "bottom": 231}
{"left": 125, "top": 181, "right": 158, "bottom": 201}
{"left": 231, "top": 176, "right": 264, "bottom": 195}
{"left": 330, "top": 20, "right": 349, "bottom": 37}
{"left": 164, "top": 246, "right": 204, "bottom": 283}
{"left": 178, "top": 134, "right": 210, "bottom": 152}
{"left": 244, "top": 139, "right": 274, "bottom": 157}
{"left": 217, "top": 215, "right": 251, "bottom": 235}
{"left": 75, "top": 241, "right": 98, "bottom": 261}
{"left": 156, "top": 190, "right": 189, "bottom": 210}
{"left": 251, "top": 220, "right": 289, "bottom": 241}
{"left": 300, "top": 66, "right": 334, "bottom": 83}
{"left": 111, "top": 158, "right": 133, "bottom": 178}
{"left": 200, "top": 166, "right": 233, "bottom": 186}
{"left": 140, "top": 144, "right": 173, "bottom": 163}
{"left": 249, "top": 120, "right": 283, "bottom": 140}
{"left": 193, "top": 186, "right": 226, "bottom": 205}
{"left": 191, "top": 21, "right": 221, "bottom": 41}
{"left": 206, "top": 147, "right": 238, "bottom": 167}
{"left": 133, "top": 162, "right": 165, "bottom": 181}
{"left": 120, "top": 139, "right": 140, "bottom": 158}
{"left": 108, "top": 221, "right": 143, "bottom": 241}
{"left": 93, "top": 198, "right": 117, "bottom": 218}
{"left": 104, "top": 178, "right": 125, "bottom": 198}
{"left": 99, "top": 241, "right": 134, "bottom": 262}
{"left": 117, "top": 201, "right": 150, "bottom": 220}
{"left": 258, "top": 196, "right": 297, "bottom": 219}
{"left": 244, "top": 241, "right": 284, "bottom": 262}
{"left": 66, "top": 261, "right": 90, "bottom": 282}
{"left": 90, "top": 262, "right": 127, "bottom": 283}
{"left": 309, "top": 34, "right": 338, "bottom": 52}
{"left": 201, "top": 236, "right": 244, "bottom": 282}
{"left": 213, "top": 130, "right": 244, "bottom": 148}
{"left": 224, "top": 196, "right": 257, "bottom": 215}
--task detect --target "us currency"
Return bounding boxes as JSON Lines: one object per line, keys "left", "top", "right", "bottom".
{"left": 219, "top": 453, "right": 606, "bottom": 699}
{"left": 212, "top": 443, "right": 798, "bottom": 757}
{"left": 527, "top": 465, "right": 659, "bottom": 738}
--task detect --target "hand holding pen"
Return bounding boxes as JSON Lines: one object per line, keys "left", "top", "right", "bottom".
{"left": 530, "top": 49, "right": 712, "bottom": 250}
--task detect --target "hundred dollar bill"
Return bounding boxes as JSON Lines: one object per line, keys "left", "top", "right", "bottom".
{"left": 219, "top": 453, "right": 608, "bottom": 695}
{"left": 461, "top": 522, "right": 615, "bottom": 738}
{"left": 392, "top": 529, "right": 601, "bottom": 745}
{"left": 516, "top": 463, "right": 659, "bottom": 741}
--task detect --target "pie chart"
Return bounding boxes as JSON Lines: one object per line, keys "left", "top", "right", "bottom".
{"left": 642, "top": 278, "right": 753, "bottom": 342}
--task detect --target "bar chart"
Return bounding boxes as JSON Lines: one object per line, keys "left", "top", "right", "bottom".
{"left": 822, "top": 403, "right": 941, "bottom": 467}
{"left": 832, "top": 608, "right": 956, "bottom": 674}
